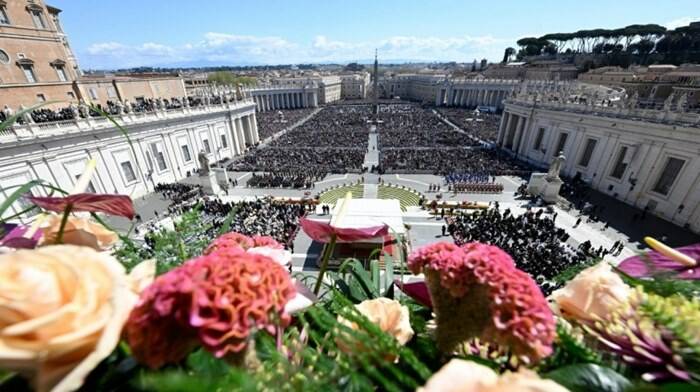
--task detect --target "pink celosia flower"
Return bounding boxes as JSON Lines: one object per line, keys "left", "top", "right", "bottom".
{"left": 252, "top": 235, "right": 284, "bottom": 249}
{"left": 408, "top": 241, "right": 555, "bottom": 364}
{"left": 203, "top": 232, "right": 254, "bottom": 254}
{"left": 124, "top": 247, "right": 296, "bottom": 368}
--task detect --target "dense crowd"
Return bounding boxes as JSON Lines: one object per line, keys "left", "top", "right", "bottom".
{"left": 269, "top": 105, "right": 371, "bottom": 148}
{"left": 447, "top": 206, "right": 614, "bottom": 293}
{"left": 229, "top": 106, "right": 370, "bottom": 181}
{"left": 436, "top": 108, "right": 502, "bottom": 143}
{"left": 379, "top": 148, "right": 530, "bottom": 175}
{"left": 154, "top": 183, "right": 203, "bottom": 210}
{"left": 246, "top": 171, "right": 323, "bottom": 189}
{"left": 256, "top": 108, "right": 317, "bottom": 140}
{"left": 377, "top": 104, "right": 479, "bottom": 148}
{"left": 230, "top": 147, "right": 365, "bottom": 174}
{"left": 199, "top": 198, "right": 306, "bottom": 247}
{"left": 2, "top": 93, "right": 239, "bottom": 125}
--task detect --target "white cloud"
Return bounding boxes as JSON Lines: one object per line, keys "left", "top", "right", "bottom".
{"left": 665, "top": 17, "right": 699, "bottom": 30}
{"left": 80, "top": 32, "right": 512, "bottom": 69}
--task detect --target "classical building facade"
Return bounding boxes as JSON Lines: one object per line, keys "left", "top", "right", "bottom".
{"left": 498, "top": 93, "right": 700, "bottom": 234}
{"left": 340, "top": 72, "right": 370, "bottom": 99}
{"left": 270, "top": 75, "right": 341, "bottom": 104}
{"left": 247, "top": 85, "right": 319, "bottom": 112}
{"left": 0, "top": 0, "right": 80, "bottom": 108}
{"left": 0, "top": 99, "right": 259, "bottom": 220}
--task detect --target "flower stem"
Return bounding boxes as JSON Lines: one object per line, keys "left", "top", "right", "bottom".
{"left": 55, "top": 204, "right": 73, "bottom": 244}
{"left": 314, "top": 234, "right": 337, "bottom": 295}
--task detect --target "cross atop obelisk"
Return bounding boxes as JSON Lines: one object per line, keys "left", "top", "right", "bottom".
{"left": 373, "top": 49, "right": 379, "bottom": 120}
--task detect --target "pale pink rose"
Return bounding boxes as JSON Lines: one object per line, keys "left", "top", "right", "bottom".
{"left": 40, "top": 215, "right": 118, "bottom": 251}
{"left": 0, "top": 245, "right": 153, "bottom": 392}
{"left": 550, "top": 262, "right": 632, "bottom": 322}
{"left": 247, "top": 246, "right": 292, "bottom": 267}
{"left": 420, "top": 359, "right": 569, "bottom": 392}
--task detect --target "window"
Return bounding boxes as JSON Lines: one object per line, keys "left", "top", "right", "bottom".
{"left": 203, "top": 139, "right": 211, "bottom": 154}
{"left": 652, "top": 157, "right": 685, "bottom": 196}
{"left": 89, "top": 88, "right": 98, "bottom": 100}
{"left": 120, "top": 161, "right": 137, "bottom": 183}
{"left": 555, "top": 133, "right": 569, "bottom": 155}
{"left": 0, "top": 49, "right": 9, "bottom": 64}
{"left": 55, "top": 65, "right": 67, "bottom": 82}
{"left": 149, "top": 143, "right": 167, "bottom": 171}
{"left": 107, "top": 86, "right": 117, "bottom": 98}
{"left": 21, "top": 64, "right": 36, "bottom": 83}
{"left": 30, "top": 10, "right": 46, "bottom": 29}
{"left": 66, "top": 92, "right": 75, "bottom": 99}
{"left": 220, "top": 134, "right": 228, "bottom": 148}
{"left": 578, "top": 138, "right": 597, "bottom": 168}
{"left": 0, "top": 5, "right": 9, "bottom": 25}
{"left": 610, "top": 146, "right": 629, "bottom": 179}
{"left": 533, "top": 127, "right": 545, "bottom": 151}
{"left": 181, "top": 145, "right": 192, "bottom": 162}
{"left": 36, "top": 94, "right": 46, "bottom": 102}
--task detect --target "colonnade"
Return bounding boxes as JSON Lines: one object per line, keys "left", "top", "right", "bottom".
{"left": 439, "top": 87, "right": 511, "bottom": 109}
{"left": 251, "top": 90, "right": 318, "bottom": 112}
{"left": 496, "top": 110, "right": 530, "bottom": 155}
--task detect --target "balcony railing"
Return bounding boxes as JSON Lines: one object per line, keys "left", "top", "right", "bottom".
{"left": 505, "top": 96, "right": 700, "bottom": 127}
{"left": 0, "top": 99, "right": 255, "bottom": 144}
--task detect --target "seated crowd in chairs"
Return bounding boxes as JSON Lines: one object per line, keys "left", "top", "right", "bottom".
{"left": 444, "top": 172, "right": 503, "bottom": 193}
{"left": 246, "top": 171, "right": 322, "bottom": 189}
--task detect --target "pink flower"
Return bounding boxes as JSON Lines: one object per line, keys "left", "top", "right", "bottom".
{"left": 124, "top": 247, "right": 296, "bottom": 368}
{"left": 203, "top": 232, "right": 254, "bottom": 254}
{"left": 408, "top": 242, "right": 555, "bottom": 364}
{"left": 252, "top": 235, "right": 284, "bottom": 249}
{"left": 28, "top": 193, "right": 135, "bottom": 220}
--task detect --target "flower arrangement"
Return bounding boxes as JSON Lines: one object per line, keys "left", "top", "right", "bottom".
{"left": 1, "top": 162, "right": 699, "bottom": 391}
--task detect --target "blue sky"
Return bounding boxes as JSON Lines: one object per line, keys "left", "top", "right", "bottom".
{"left": 50, "top": 0, "right": 699, "bottom": 69}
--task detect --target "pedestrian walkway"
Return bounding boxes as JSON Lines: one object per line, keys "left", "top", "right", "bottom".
{"left": 363, "top": 133, "right": 379, "bottom": 169}
{"left": 364, "top": 183, "right": 378, "bottom": 198}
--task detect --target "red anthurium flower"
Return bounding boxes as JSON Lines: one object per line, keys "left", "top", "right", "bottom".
{"left": 300, "top": 217, "right": 389, "bottom": 243}
{"left": 28, "top": 193, "right": 135, "bottom": 220}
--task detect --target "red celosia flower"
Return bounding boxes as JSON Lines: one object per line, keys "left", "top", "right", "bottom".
{"left": 203, "top": 232, "right": 255, "bottom": 255}
{"left": 28, "top": 193, "right": 135, "bottom": 220}
{"left": 124, "top": 247, "right": 296, "bottom": 368}
{"left": 408, "top": 242, "right": 555, "bottom": 364}
{"left": 251, "top": 235, "right": 284, "bottom": 249}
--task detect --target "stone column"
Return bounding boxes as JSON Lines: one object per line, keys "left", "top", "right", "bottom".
{"left": 507, "top": 116, "right": 523, "bottom": 150}
{"left": 251, "top": 112, "right": 260, "bottom": 143}
{"left": 514, "top": 117, "right": 528, "bottom": 154}
{"left": 497, "top": 112, "right": 509, "bottom": 146}
{"left": 228, "top": 114, "right": 242, "bottom": 155}
{"left": 244, "top": 115, "right": 255, "bottom": 145}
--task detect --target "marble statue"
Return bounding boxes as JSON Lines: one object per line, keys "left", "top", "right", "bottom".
{"left": 78, "top": 100, "right": 89, "bottom": 118}
{"left": 198, "top": 151, "right": 209, "bottom": 176}
{"left": 663, "top": 93, "right": 675, "bottom": 111}
{"left": 547, "top": 151, "right": 566, "bottom": 180}
{"left": 114, "top": 100, "right": 124, "bottom": 115}
{"left": 626, "top": 92, "right": 638, "bottom": 109}
{"left": 18, "top": 105, "right": 34, "bottom": 124}
{"left": 2, "top": 105, "right": 14, "bottom": 119}
{"left": 68, "top": 103, "right": 79, "bottom": 118}
{"left": 677, "top": 93, "right": 688, "bottom": 113}
{"left": 123, "top": 99, "right": 132, "bottom": 113}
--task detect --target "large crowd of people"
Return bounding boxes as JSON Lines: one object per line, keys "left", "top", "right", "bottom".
{"left": 378, "top": 104, "right": 480, "bottom": 148}
{"left": 256, "top": 108, "right": 317, "bottom": 140}
{"left": 269, "top": 105, "right": 371, "bottom": 148}
{"left": 246, "top": 171, "right": 323, "bottom": 189}
{"left": 144, "top": 182, "right": 307, "bottom": 248}
{"left": 1, "top": 93, "right": 240, "bottom": 126}
{"left": 229, "top": 106, "right": 371, "bottom": 183}
{"left": 446, "top": 206, "right": 614, "bottom": 293}
{"left": 379, "top": 148, "right": 530, "bottom": 175}
{"left": 436, "top": 108, "right": 502, "bottom": 143}
{"left": 230, "top": 147, "right": 365, "bottom": 174}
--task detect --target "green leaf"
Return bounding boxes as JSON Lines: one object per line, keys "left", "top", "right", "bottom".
{"left": 186, "top": 348, "right": 231, "bottom": 378}
{"left": 545, "top": 364, "right": 631, "bottom": 392}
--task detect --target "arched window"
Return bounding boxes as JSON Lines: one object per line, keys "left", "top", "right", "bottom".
{"left": 0, "top": 49, "right": 9, "bottom": 64}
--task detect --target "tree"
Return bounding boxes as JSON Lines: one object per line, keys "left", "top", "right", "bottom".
{"left": 344, "top": 62, "right": 365, "bottom": 72}
{"left": 502, "top": 47, "right": 516, "bottom": 63}
{"left": 207, "top": 72, "right": 256, "bottom": 87}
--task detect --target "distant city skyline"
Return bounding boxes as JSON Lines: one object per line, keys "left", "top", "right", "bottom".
{"left": 51, "top": 0, "right": 699, "bottom": 69}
